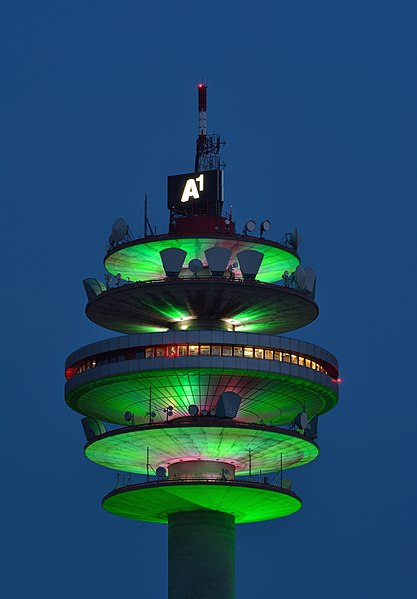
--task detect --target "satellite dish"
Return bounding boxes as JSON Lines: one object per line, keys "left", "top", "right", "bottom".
{"left": 289, "top": 228, "right": 301, "bottom": 250}
{"left": 282, "top": 478, "right": 292, "bottom": 490}
{"left": 111, "top": 218, "right": 129, "bottom": 242}
{"left": 201, "top": 409, "right": 208, "bottom": 416}
{"left": 188, "top": 259, "right": 203, "bottom": 274}
{"left": 188, "top": 405, "right": 199, "bottom": 417}
{"left": 295, "top": 411, "right": 309, "bottom": 430}
{"left": 244, "top": 220, "right": 256, "bottom": 233}
{"left": 224, "top": 219, "right": 230, "bottom": 225}
{"left": 304, "top": 267, "right": 316, "bottom": 294}
{"left": 124, "top": 411, "right": 133, "bottom": 422}
{"left": 156, "top": 466, "right": 167, "bottom": 479}
{"left": 294, "top": 265, "right": 307, "bottom": 290}
{"left": 260, "top": 220, "right": 271, "bottom": 234}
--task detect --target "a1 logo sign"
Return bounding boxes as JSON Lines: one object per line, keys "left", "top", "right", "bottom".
{"left": 181, "top": 174, "right": 204, "bottom": 203}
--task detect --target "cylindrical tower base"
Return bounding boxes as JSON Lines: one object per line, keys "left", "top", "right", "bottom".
{"left": 168, "top": 510, "right": 235, "bottom": 599}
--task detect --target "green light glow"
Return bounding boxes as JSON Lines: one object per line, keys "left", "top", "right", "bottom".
{"left": 104, "top": 237, "right": 299, "bottom": 284}
{"left": 102, "top": 481, "right": 301, "bottom": 524}
{"left": 85, "top": 424, "right": 319, "bottom": 475}
{"left": 66, "top": 367, "right": 338, "bottom": 426}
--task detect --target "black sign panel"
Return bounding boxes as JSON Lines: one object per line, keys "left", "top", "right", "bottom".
{"left": 168, "top": 170, "right": 222, "bottom": 211}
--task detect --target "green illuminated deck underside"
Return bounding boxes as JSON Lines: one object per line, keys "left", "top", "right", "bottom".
{"left": 85, "top": 423, "right": 319, "bottom": 475}
{"left": 104, "top": 236, "right": 299, "bottom": 283}
{"left": 102, "top": 481, "right": 301, "bottom": 524}
{"left": 66, "top": 367, "right": 338, "bottom": 426}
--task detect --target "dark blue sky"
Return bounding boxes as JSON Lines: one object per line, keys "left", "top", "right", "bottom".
{"left": 2, "top": 2, "right": 417, "bottom": 597}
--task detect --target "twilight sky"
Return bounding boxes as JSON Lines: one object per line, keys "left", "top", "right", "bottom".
{"left": 2, "top": 1, "right": 417, "bottom": 597}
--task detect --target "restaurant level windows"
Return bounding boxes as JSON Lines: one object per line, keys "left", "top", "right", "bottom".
{"left": 178, "top": 345, "right": 187, "bottom": 356}
{"left": 189, "top": 345, "right": 199, "bottom": 356}
{"left": 283, "top": 353, "right": 290, "bottom": 363}
{"left": 168, "top": 346, "right": 177, "bottom": 357}
{"left": 222, "top": 346, "right": 233, "bottom": 356}
{"left": 274, "top": 351, "right": 282, "bottom": 361}
{"left": 244, "top": 347, "right": 253, "bottom": 358}
{"left": 265, "top": 350, "right": 273, "bottom": 360}
{"left": 254, "top": 348, "right": 264, "bottom": 359}
{"left": 291, "top": 354, "right": 298, "bottom": 365}
{"left": 305, "top": 358, "right": 311, "bottom": 368}
{"left": 299, "top": 356, "right": 305, "bottom": 367}
{"left": 233, "top": 346, "right": 243, "bottom": 357}
{"left": 200, "top": 345, "right": 210, "bottom": 356}
{"left": 211, "top": 345, "right": 221, "bottom": 356}
{"left": 156, "top": 347, "right": 165, "bottom": 357}
{"left": 146, "top": 348, "right": 155, "bottom": 358}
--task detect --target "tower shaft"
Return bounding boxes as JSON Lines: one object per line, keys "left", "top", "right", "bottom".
{"left": 168, "top": 510, "right": 235, "bottom": 599}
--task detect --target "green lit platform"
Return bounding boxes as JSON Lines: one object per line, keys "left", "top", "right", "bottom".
{"left": 85, "top": 420, "right": 319, "bottom": 474}
{"left": 102, "top": 480, "right": 302, "bottom": 524}
{"left": 104, "top": 235, "right": 299, "bottom": 284}
{"left": 66, "top": 367, "right": 338, "bottom": 426}
{"left": 86, "top": 278, "right": 318, "bottom": 334}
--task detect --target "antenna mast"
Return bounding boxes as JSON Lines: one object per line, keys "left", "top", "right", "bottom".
{"left": 194, "top": 83, "right": 225, "bottom": 172}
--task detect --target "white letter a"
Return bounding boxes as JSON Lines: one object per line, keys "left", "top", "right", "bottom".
{"left": 181, "top": 179, "right": 200, "bottom": 203}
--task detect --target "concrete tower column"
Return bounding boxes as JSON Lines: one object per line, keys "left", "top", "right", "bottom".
{"left": 168, "top": 510, "right": 235, "bottom": 599}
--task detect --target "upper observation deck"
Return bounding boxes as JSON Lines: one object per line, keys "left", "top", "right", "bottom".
{"left": 104, "top": 233, "right": 299, "bottom": 283}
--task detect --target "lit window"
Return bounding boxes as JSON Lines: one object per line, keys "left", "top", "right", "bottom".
{"left": 299, "top": 356, "right": 305, "bottom": 366}
{"left": 311, "top": 361, "right": 316, "bottom": 370}
{"left": 178, "top": 345, "right": 187, "bottom": 356}
{"left": 156, "top": 347, "right": 165, "bottom": 357}
{"left": 274, "top": 351, "right": 282, "bottom": 361}
{"left": 305, "top": 358, "right": 311, "bottom": 368}
{"left": 244, "top": 347, "right": 253, "bottom": 358}
{"left": 233, "top": 346, "right": 243, "bottom": 357}
{"left": 291, "top": 354, "right": 298, "bottom": 365}
{"left": 223, "top": 346, "right": 232, "bottom": 356}
{"left": 200, "top": 345, "right": 210, "bottom": 356}
{"left": 283, "top": 353, "right": 290, "bottom": 363}
{"left": 189, "top": 345, "right": 199, "bottom": 356}
{"left": 145, "top": 348, "right": 154, "bottom": 358}
{"left": 254, "top": 348, "right": 264, "bottom": 359}
{"left": 92, "top": 360, "right": 96, "bottom": 368}
{"left": 265, "top": 350, "right": 273, "bottom": 360}
{"left": 211, "top": 346, "right": 221, "bottom": 356}
{"left": 168, "top": 345, "right": 177, "bottom": 357}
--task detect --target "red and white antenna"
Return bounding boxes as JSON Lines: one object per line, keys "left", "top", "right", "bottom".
{"left": 194, "top": 83, "right": 224, "bottom": 172}
{"left": 198, "top": 83, "right": 207, "bottom": 137}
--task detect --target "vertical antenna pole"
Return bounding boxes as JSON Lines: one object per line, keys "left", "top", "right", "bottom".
{"left": 144, "top": 193, "right": 148, "bottom": 238}
{"left": 149, "top": 386, "right": 152, "bottom": 424}
{"left": 195, "top": 83, "right": 207, "bottom": 172}
{"left": 248, "top": 448, "right": 252, "bottom": 478}
{"left": 280, "top": 452, "right": 283, "bottom": 487}
{"left": 146, "top": 446, "right": 150, "bottom": 482}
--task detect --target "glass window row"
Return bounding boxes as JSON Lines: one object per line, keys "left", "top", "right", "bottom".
{"left": 65, "top": 344, "right": 329, "bottom": 379}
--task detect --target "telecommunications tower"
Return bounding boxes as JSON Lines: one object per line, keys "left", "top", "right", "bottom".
{"left": 65, "top": 84, "right": 340, "bottom": 598}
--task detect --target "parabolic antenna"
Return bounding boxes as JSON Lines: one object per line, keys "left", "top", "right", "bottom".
{"left": 282, "top": 478, "right": 292, "bottom": 490}
{"left": 304, "top": 267, "right": 317, "bottom": 295}
{"left": 245, "top": 220, "right": 256, "bottom": 233}
{"left": 295, "top": 265, "right": 307, "bottom": 290}
{"left": 111, "top": 218, "right": 129, "bottom": 242}
{"left": 260, "top": 220, "right": 271, "bottom": 233}
{"left": 188, "top": 405, "right": 199, "bottom": 417}
{"left": 156, "top": 466, "right": 167, "bottom": 479}
{"left": 295, "top": 411, "right": 308, "bottom": 430}
{"left": 289, "top": 228, "right": 301, "bottom": 250}
{"left": 189, "top": 259, "right": 203, "bottom": 274}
